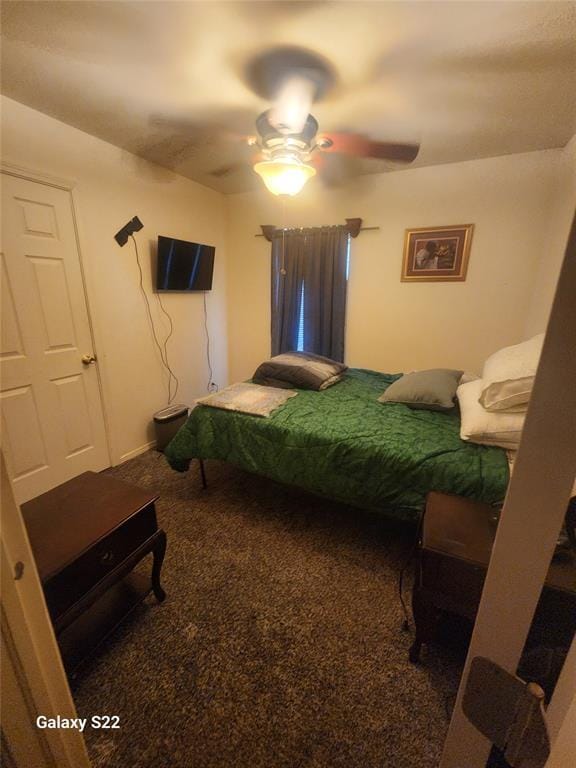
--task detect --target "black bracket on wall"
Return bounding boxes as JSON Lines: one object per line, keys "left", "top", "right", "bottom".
{"left": 114, "top": 216, "right": 144, "bottom": 247}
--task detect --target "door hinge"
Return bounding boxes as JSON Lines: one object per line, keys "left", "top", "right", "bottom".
{"left": 463, "top": 656, "right": 550, "bottom": 768}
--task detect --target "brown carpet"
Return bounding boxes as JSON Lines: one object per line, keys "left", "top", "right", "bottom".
{"left": 73, "top": 451, "right": 465, "bottom": 768}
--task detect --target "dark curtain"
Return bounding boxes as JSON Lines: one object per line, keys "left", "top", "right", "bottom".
{"left": 271, "top": 226, "right": 349, "bottom": 361}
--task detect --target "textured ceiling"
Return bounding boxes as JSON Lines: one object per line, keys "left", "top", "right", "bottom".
{"left": 1, "top": 1, "right": 576, "bottom": 193}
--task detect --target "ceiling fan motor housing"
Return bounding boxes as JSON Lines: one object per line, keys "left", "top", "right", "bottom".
{"left": 256, "top": 111, "right": 320, "bottom": 161}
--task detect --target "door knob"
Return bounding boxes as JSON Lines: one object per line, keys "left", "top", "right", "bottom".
{"left": 81, "top": 354, "right": 97, "bottom": 366}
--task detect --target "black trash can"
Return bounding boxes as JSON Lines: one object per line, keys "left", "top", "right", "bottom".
{"left": 153, "top": 404, "right": 189, "bottom": 452}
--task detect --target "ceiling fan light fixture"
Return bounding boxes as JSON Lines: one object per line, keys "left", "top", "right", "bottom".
{"left": 253, "top": 158, "right": 316, "bottom": 196}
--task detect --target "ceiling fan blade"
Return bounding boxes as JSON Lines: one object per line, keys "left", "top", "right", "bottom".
{"left": 209, "top": 162, "right": 249, "bottom": 178}
{"left": 149, "top": 112, "right": 254, "bottom": 144}
{"left": 321, "top": 133, "right": 420, "bottom": 163}
{"left": 312, "top": 151, "right": 356, "bottom": 188}
{"left": 212, "top": 149, "right": 263, "bottom": 176}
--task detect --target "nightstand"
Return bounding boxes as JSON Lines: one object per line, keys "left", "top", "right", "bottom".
{"left": 22, "top": 471, "right": 167, "bottom": 674}
{"left": 409, "top": 491, "right": 576, "bottom": 663}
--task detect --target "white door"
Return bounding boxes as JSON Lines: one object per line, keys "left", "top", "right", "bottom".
{"left": 1, "top": 173, "right": 109, "bottom": 503}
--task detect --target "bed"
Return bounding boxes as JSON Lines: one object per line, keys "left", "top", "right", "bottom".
{"left": 164, "top": 368, "right": 509, "bottom": 522}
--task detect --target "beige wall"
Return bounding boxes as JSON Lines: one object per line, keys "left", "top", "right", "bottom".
{"left": 524, "top": 135, "right": 576, "bottom": 337}
{"left": 226, "top": 149, "right": 564, "bottom": 382}
{"left": 1, "top": 96, "right": 228, "bottom": 465}
{"left": 2, "top": 92, "right": 571, "bottom": 467}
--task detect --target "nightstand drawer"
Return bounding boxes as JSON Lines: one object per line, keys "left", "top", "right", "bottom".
{"left": 44, "top": 504, "right": 158, "bottom": 623}
{"left": 421, "top": 550, "right": 486, "bottom": 607}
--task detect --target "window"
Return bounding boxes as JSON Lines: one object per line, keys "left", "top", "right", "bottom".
{"left": 296, "top": 237, "right": 350, "bottom": 353}
{"left": 345, "top": 235, "right": 351, "bottom": 280}
{"left": 271, "top": 228, "right": 350, "bottom": 361}
{"left": 296, "top": 282, "right": 305, "bottom": 352}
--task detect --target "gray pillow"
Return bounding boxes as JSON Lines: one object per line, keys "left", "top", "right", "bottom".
{"left": 378, "top": 369, "right": 463, "bottom": 411}
{"left": 253, "top": 352, "right": 347, "bottom": 391}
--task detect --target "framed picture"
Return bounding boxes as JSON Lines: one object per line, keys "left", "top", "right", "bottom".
{"left": 401, "top": 224, "right": 474, "bottom": 282}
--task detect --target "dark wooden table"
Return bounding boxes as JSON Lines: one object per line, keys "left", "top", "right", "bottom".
{"left": 22, "top": 471, "right": 167, "bottom": 674}
{"left": 409, "top": 491, "right": 576, "bottom": 663}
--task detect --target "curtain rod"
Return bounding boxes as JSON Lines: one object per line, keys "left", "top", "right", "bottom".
{"left": 255, "top": 219, "right": 379, "bottom": 241}
{"left": 255, "top": 226, "right": 380, "bottom": 237}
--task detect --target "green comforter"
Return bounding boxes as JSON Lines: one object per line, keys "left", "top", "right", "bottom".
{"left": 165, "top": 369, "right": 509, "bottom": 521}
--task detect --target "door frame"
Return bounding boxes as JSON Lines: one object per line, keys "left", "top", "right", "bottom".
{"left": 1, "top": 452, "right": 91, "bottom": 768}
{"left": 440, "top": 214, "right": 576, "bottom": 765}
{"left": 1, "top": 161, "right": 113, "bottom": 469}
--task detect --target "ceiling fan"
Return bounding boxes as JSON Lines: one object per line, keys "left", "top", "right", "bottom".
{"left": 240, "top": 47, "right": 420, "bottom": 195}
{"left": 250, "top": 106, "right": 420, "bottom": 196}
{"left": 240, "top": 46, "right": 421, "bottom": 195}
{"left": 151, "top": 47, "right": 420, "bottom": 195}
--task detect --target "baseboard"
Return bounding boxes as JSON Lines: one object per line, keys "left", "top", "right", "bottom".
{"left": 116, "top": 440, "right": 156, "bottom": 465}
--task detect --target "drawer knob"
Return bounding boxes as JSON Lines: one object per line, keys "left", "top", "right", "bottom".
{"left": 100, "top": 550, "right": 115, "bottom": 565}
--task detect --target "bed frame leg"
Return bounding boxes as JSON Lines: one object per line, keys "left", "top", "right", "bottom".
{"left": 199, "top": 459, "right": 207, "bottom": 489}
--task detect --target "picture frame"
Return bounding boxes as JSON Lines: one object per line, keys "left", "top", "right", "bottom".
{"left": 401, "top": 224, "right": 474, "bottom": 282}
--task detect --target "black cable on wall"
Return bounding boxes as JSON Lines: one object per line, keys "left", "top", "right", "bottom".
{"left": 130, "top": 234, "right": 179, "bottom": 404}
{"left": 203, "top": 291, "right": 214, "bottom": 392}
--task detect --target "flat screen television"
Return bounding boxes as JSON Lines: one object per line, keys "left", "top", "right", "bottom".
{"left": 156, "top": 235, "right": 215, "bottom": 291}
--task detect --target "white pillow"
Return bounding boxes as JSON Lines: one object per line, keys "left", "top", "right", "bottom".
{"left": 479, "top": 334, "right": 544, "bottom": 412}
{"left": 458, "top": 379, "right": 525, "bottom": 449}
